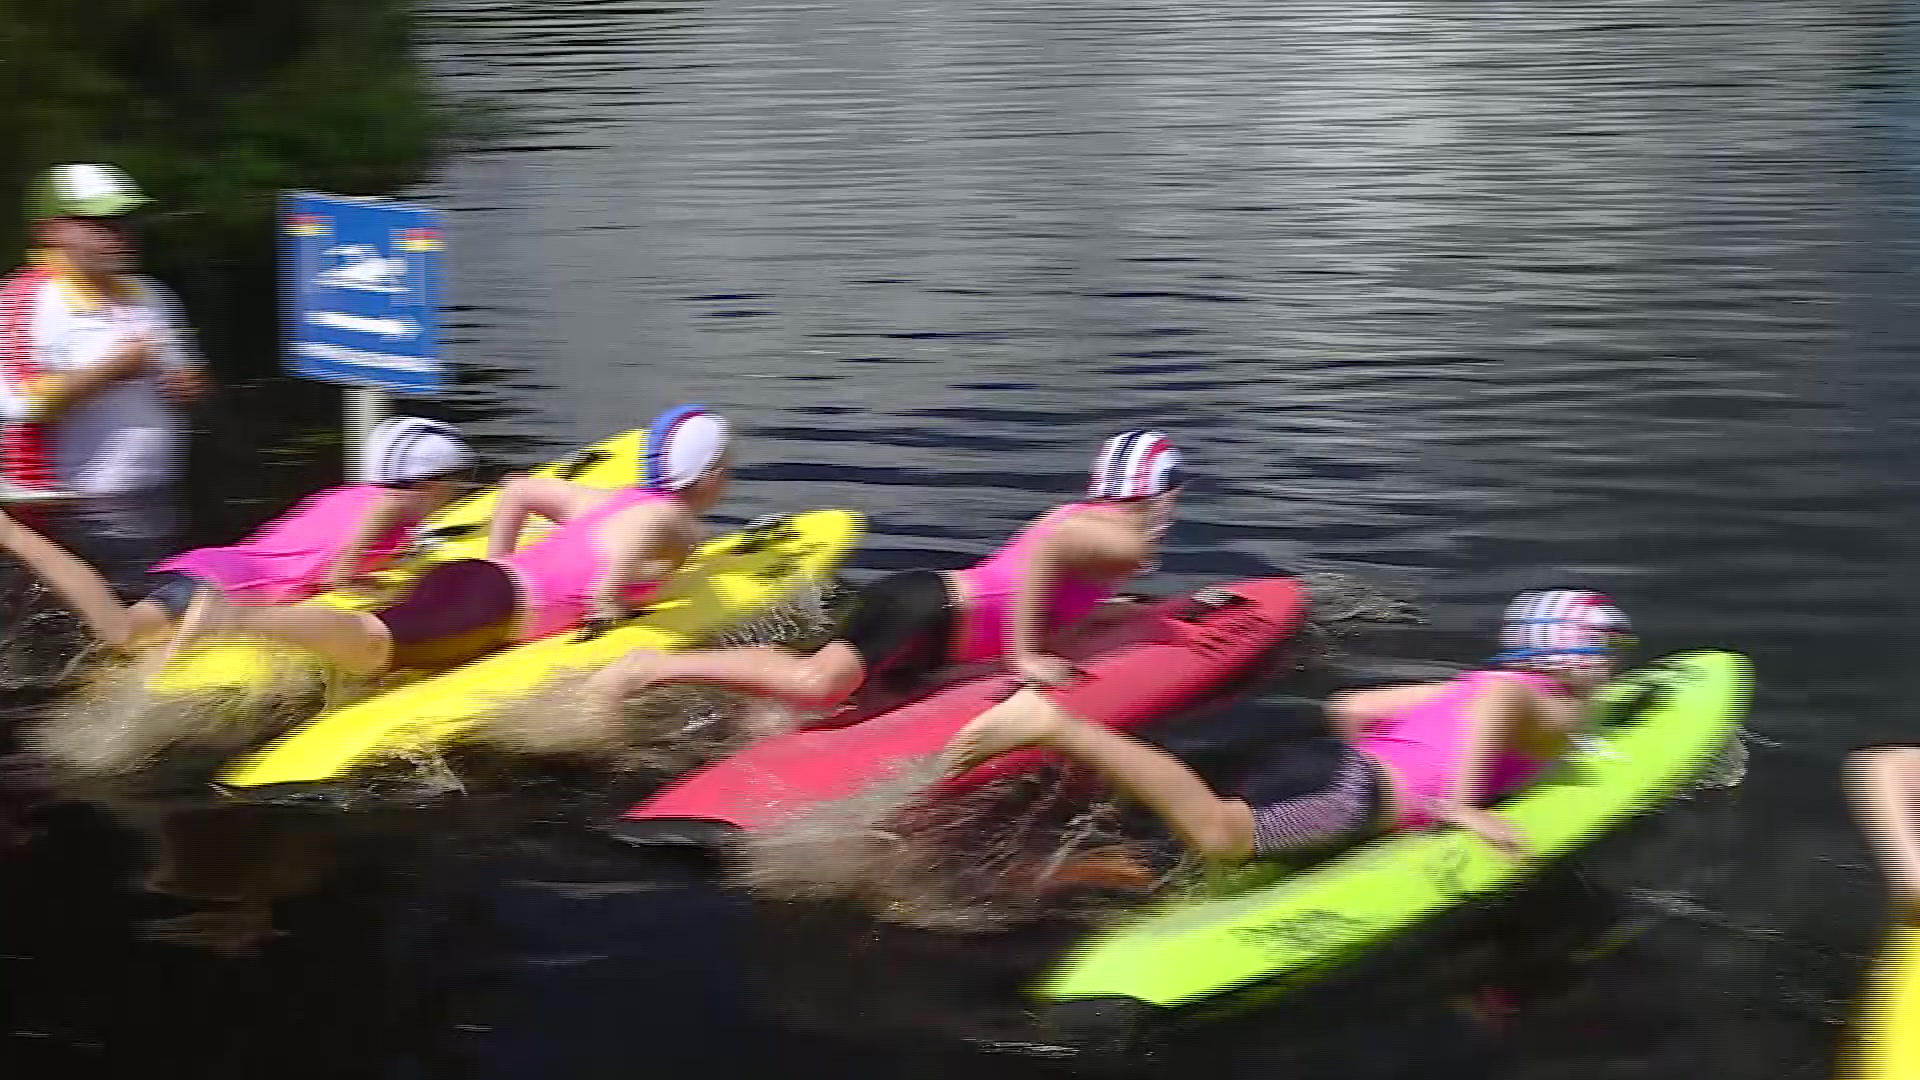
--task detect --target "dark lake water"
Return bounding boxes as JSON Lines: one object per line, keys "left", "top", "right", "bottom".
{"left": 6, "top": 3, "right": 1917, "bottom": 1077}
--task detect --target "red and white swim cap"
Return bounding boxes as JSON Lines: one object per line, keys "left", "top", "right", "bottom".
{"left": 1088, "top": 431, "right": 1181, "bottom": 501}
{"left": 1497, "top": 589, "right": 1634, "bottom": 673}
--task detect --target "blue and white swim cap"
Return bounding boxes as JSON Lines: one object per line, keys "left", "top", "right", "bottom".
{"left": 1088, "top": 431, "right": 1181, "bottom": 501}
{"left": 1495, "top": 589, "right": 1634, "bottom": 674}
{"left": 363, "top": 416, "right": 473, "bottom": 486}
{"left": 642, "top": 405, "right": 730, "bottom": 492}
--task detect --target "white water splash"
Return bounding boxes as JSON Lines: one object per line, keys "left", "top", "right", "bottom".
{"left": 1694, "top": 729, "right": 1749, "bottom": 791}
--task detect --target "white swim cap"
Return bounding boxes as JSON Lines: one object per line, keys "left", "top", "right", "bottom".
{"left": 1497, "top": 589, "right": 1634, "bottom": 674}
{"left": 643, "top": 405, "right": 730, "bottom": 492}
{"left": 1088, "top": 431, "right": 1182, "bottom": 501}
{"left": 363, "top": 417, "right": 473, "bottom": 486}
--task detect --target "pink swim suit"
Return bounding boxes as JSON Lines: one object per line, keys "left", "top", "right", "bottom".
{"left": 1354, "top": 669, "right": 1564, "bottom": 829}
{"left": 947, "top": 503, "right": 1116, "bottom": 664}
{"left": 151, "top": 484, "right": 420, "bottom": 604}
{"left": 499, "top": 487, "right": 671, "bottom": 641}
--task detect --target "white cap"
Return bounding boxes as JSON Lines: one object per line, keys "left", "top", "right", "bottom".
{"left": 363, "top": 417, "right": 473, "bottom": 486}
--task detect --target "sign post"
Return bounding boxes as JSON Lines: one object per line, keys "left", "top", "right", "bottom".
{"left": 343, "top": 386, "right": 391, "bottom": 477}
{"left": 280, "top": 192, "right": 445, "bottom": 480}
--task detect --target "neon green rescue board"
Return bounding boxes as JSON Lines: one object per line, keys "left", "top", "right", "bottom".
{"left": 1036, "top": 650, "right": 1753, "bottom": 1014}
{"left": 215, "top": 507, "right": 862, "bottom": 790}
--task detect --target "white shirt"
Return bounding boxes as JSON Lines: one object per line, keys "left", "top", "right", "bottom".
{"left": 0, "top": 271, "right": 199, "bottom": 495}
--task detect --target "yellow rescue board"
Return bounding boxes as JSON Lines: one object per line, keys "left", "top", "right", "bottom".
{"left": 146, "top": 430, "right": 644, "bottom": 699}
{"left": 217, "top": 507, "right": 862, "bottom": 789}
{"left": 1850, "top": 923, "right": 1920, "bottom": 1080}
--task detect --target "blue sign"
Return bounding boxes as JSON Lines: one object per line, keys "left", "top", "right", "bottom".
{"left": 281, "top": 191, "right": 444, "bottom": 395}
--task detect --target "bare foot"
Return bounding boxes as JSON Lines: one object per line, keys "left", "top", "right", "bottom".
{"left": 1037, "top": 847, "right": 1158, "bottom": 894}
{"left": 941, "top": 689, "right": 1066, "bottom": 774}
{"left": 582, "top": 649, "right": 670, "bottom": 720}
{"left": 156, "top": 589, "right": 234, "bottom": 669}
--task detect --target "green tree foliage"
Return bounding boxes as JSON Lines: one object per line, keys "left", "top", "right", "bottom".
{"left": 0, "top": 0, "right": 438, "bottom": 370}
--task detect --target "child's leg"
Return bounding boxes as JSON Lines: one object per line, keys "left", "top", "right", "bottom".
{"left": 944, "top": 690, "right": 1258, "bottom": 862}
{"left": 586, "top": 640, "right": 866, "bottom": 714}
{"left": 170, "top": 592, "right": 393, "bottom": 675}
{"left": 0, "top": 510, "right": 142, "bottom": 650}
{"left": 1847, "top": 746, "right": 1920, "bottom": 912}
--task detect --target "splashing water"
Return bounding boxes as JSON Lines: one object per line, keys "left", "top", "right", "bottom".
{"left": 1298, "top": 571, "right": 1426, "bottom": 632}
{"left": 23, "top": 653, "right": 372, "bottom": 779}
{"left": 1287, "top": 571, "right": 1429, "bottom": 670}
{"left": 0, "top": 576, "right": 99, "bottom": 691}
{"left": 19, "top": 577, "right": 838, "bottom": 782}
{"left": 1693, "top": 728, "right": 1749, "bottom": 791}
{"left": 450, "top": 585, "right": 840, "bottom": 775}
{"left": 742, "top": 755, "right": 1198, "bottom": 932}
{"left": 0, "top": 567, "right": 378, "bottom": 777}
{"left": 473, "top": 674, "right": 757, "bottom": 775}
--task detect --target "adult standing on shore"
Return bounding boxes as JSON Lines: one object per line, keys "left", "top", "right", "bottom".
{"left": 0, "top": 163, "right": 209, "bottom": 584}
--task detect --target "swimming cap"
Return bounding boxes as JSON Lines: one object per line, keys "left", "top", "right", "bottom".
{"left": 1088, "top": 431, "right": 1181, "bottom": 501}
{"left": 363, "top": 417, "right": 473, "bottom": 486}
{"left": 643, "top": 405, "right": 730, "bottom": 492}
{"left": 1495, "top": 589, "right": 1634, "bottom": 673}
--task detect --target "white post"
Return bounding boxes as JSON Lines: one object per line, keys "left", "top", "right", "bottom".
{"left": 344, "top": 386, "right": 391, "bottom": 482}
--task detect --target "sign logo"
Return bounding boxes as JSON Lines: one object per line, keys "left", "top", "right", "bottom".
{"left": 281, "top": 192, "right": 444, "bottom": 396}
{"left": 287, "top": 213, "right": 330, "bottom": 239}
{"left": 315, "top": 244, "right": 412, "bottom": 295}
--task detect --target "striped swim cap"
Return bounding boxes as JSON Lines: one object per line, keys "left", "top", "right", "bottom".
{"left": 1495, "top": 589, "right": 1634, "bottom": 673}
{"left": 1088, "top": 431, "right": 1182, "bottom": 501}
{"left": 363, "top": 416, "right": 473, "bottom": 486}
{"left": 643, "top": 405, "right": 730, "bottom": 492}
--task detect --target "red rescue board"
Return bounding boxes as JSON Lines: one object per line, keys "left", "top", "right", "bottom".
{"left": 615, "top": 576, "right": 1309, "bottom": 848}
